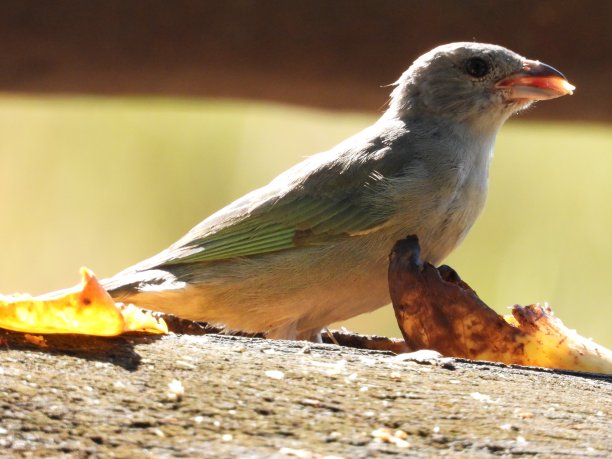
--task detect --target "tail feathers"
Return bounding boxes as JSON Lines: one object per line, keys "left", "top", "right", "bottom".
{"left": 102, "top": 269, "right": 186, "bottom": 302}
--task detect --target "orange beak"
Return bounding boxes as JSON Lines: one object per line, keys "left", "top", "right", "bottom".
{"left": 496, "top": 59, "right": 575, "bottom": 101}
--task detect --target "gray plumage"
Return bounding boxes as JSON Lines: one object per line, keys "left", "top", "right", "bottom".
{"left": 105, "top": 42, "right": 573, "bottom": 340}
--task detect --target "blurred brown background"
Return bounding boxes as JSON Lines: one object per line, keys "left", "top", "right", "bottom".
{"left": 0, "top": 0, "right": 610, "bottom": 121}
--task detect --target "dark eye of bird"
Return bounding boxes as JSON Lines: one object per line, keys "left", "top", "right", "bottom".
{"left": 465, "top": 57, "right": 489, "bottom": 78}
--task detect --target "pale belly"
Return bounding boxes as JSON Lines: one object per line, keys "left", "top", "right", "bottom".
{"left": 124, "top": 211, "right": 479, "bottom": 340}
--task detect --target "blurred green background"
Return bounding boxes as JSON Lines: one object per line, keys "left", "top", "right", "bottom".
{"left": 0, "top": 95, "right": 610, "bottom": 346}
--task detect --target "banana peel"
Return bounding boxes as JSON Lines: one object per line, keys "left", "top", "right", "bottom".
{"left": 504, "top": 304, "right": 612, "bottom": 374}
{"left": 0, "top": 268, "right": 167, "bottom": 336}
{"left": 389, "top": 236, "right": 612, "bottom": 374}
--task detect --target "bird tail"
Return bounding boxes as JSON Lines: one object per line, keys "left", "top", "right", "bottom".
{"left": 101, "top": 268, "right": 185, "bottom": 303}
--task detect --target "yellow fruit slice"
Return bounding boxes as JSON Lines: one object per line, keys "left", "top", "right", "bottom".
{"left": 0, "top": 268, "right": 167, "bottom": 337}
{"left": 0, "top": 268, "right": 124, "bottom": 336}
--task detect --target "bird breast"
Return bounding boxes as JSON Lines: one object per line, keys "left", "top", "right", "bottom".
{"left": 385, "top": 125, "right": 494, "bottom": 265}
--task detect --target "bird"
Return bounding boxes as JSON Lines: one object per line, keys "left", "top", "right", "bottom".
{"left": 104, "top": 42, "right": 574, "bottom": 341}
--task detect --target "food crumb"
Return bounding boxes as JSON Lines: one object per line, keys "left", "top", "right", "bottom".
{"left": 470, "top": 392, "right": 492, "bottom": 403}
{"left": 515, "top": 410, "right": 534, "bottom": 419}
{"left": 371, "top": 427, "right": 411, "bottom": 448}
{"left": 24, "top": 334, "right": 47, "bottom": 347}
{"left": 265, "top": 370, "right": 285, "bottom": 380}
{"left": 166, "top": 379, "right": 185, "bottom": 401}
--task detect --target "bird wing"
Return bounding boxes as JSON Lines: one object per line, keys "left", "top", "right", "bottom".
{"left": 149, "top": 145, "right": 399, "bottom": 267}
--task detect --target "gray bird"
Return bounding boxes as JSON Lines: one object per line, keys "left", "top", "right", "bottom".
{"left": 106, "top": 42, "right": 574, "bottom": 340}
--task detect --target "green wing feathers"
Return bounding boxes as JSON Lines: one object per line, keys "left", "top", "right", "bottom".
{"left": 154, "top": 142, "right": 403, "bottom": 266}
{"left": 162, "top": 194, "right": 388, "bottom": 265}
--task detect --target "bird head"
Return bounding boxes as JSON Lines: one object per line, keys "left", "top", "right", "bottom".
{"left": 388, "top": 42, "right": 574, "bottom": 129}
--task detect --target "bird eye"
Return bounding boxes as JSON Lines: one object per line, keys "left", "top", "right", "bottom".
{"left": 465, "top": 57, "right": 489, "bottom": 78}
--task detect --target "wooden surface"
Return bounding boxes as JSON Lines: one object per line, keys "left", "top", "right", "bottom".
{"left": 0, "top": 0, "right": 610, "bottom": 122}
{"left": 1, "top": 331, "right": 610, "bottom": 457}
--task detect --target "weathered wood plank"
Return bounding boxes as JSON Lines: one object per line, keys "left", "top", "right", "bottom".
{"left": 1, "top": 332, "right": 610, "bottom": 457}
